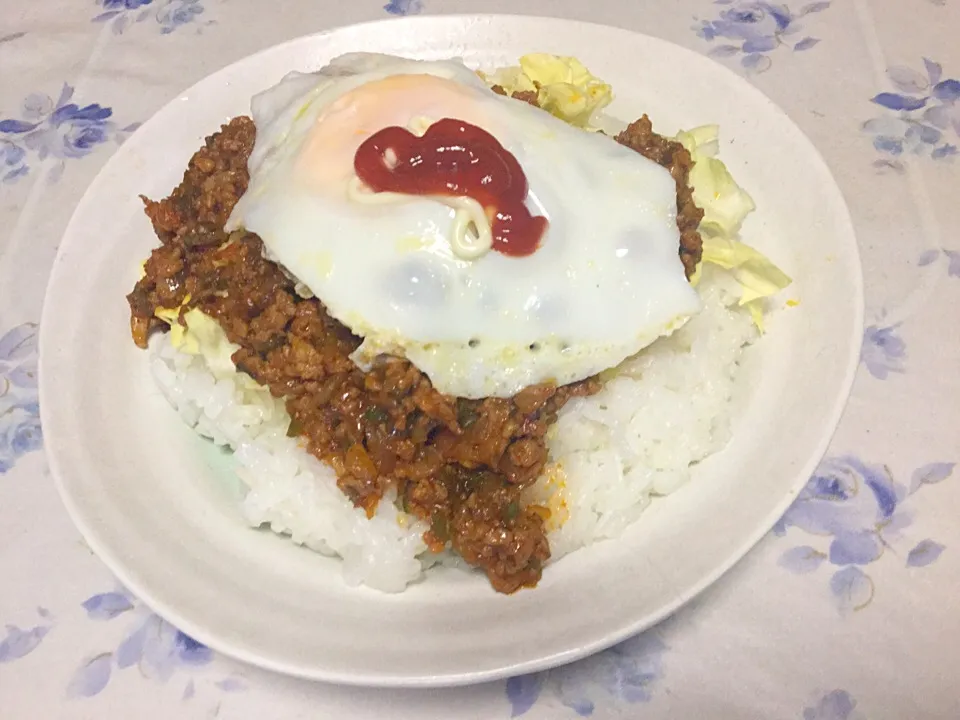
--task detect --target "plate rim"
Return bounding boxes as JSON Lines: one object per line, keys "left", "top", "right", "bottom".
{"left": 38, "top": 13, "right": 865, "bottom": 688}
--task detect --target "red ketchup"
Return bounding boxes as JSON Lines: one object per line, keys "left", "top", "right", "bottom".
{"left": 353, "top": 118, "right": 547, "bottom": 257}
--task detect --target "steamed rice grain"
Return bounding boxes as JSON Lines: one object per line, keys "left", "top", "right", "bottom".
{"left": 149, "top": 268, "right": 755, "bottom": 591}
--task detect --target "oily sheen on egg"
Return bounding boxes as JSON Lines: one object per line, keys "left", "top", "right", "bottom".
{"left": 226, "top": 53, "right": 702, "bottom": 398}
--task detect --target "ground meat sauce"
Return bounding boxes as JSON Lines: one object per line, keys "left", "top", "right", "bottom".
{"left": 127, "top": 98, "right": 703, "bottom": 594}
{"left": 615, "top": 115, "right": 704, "bottom": 276}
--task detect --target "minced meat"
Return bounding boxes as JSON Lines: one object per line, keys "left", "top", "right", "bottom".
{"left": 127, "top": 100, "right": 704, "bottom": 594}
{"left": 616, "top": 115, "right": 704, "bottom": 277}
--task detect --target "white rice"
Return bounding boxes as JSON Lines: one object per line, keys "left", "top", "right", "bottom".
{"left": 527, "top": 270, "right": 757, "bottom": 560}
{"left": 149, "top": 268, "right": 756, "bottom": 591}
{"left": 151, "top": 335, "right": 431, "bottom": 592}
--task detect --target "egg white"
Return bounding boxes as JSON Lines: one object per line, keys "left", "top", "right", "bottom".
{"left": 226, "top": 53, "right": 701, "bottom": 398}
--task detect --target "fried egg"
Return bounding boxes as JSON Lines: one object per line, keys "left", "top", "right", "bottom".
{"left": 225, "top": 53, "right": 701, "bottom": 398}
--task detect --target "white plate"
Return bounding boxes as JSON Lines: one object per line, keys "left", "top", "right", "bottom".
{"left": 39, "top": 15, "right": 863, "bottom": 688}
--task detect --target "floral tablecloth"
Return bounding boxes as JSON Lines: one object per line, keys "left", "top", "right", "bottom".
{"left": 2, "top": 0, "right": 959, "bottom": 717}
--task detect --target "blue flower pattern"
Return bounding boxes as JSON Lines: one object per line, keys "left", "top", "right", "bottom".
{"left": 803, "top": 690, "right": 863, "bottom": 720}
{"left": 0, "top": 3, "right": 956, "bottom": 716}
{"left": 70, "top": 588, "right": 245, "bottom": 700}
{"left": 93, "top": 0, "right": 208, "bottom": 35}
{"left": 916, "top": 247, "right": 960, "bottom": 277}
{"left": 505, "top": 633, "right": 666, "bottom": 717}
{"left": 860, "top": 322, "right": 906, "bottom": 380}
{"left": 0, "top": 608, "right": 53, "bottom": 664}
{"left": 776, "top": 456, "right": 952, "bottom": 614}
{"left": 0, "top": 85, "right": 138, "bottom": 184}
{"left": 863, "top": 59, "right": 959, "bottom": 168}
{"left": 694, "top": 0, "right": 829, "bottom": 73}
{"left": 384, "top": 0, "right": 423, "bottom": 15}
{"left": 0, "top": 323, "right": 42, "bottom": 474}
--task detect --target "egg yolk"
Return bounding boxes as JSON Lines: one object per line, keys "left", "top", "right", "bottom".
{"left": 294, "top": 74, "right": 547, "bottom": 259}
{"left": 296, "top": 74, "right": 485, "bottom": 192}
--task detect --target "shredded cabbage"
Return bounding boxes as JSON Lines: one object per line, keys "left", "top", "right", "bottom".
{"left": 480, "top": 54, "right": 612, "bottom": 129}
{"left": 153, "top": 304, "right": 255, "bottom": 383}
{"left": 154, "top": 297, "right": 191, "bottom": 350}
{"left": 676, "top": 124, "right": 756, "bottom": 236}
{"left": 676, "top": 124, "right": 791, "bottom": 330}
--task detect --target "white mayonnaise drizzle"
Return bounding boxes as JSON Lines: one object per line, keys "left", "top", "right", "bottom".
{"left": 346, "top": 116, "right": 495, "bottom": 261}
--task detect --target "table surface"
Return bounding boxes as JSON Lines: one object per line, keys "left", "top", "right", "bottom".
{"left": 2, "top": 1, "right": 959, "bottom": 718}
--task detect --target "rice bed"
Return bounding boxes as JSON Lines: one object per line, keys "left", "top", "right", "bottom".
{"left": 149, "top": 269, "right": 755, "bottom": 592}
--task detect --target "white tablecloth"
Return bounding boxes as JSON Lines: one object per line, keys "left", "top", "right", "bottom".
{"left": 2, "top": 1, "right": 959, "bottom": 717}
